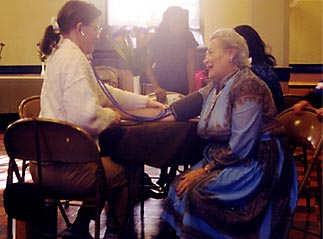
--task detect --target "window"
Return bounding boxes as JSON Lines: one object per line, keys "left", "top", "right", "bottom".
{"left": 107, "top": 0, "right": 200, "bottom": 29}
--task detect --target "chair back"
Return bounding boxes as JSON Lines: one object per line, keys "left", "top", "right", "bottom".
{"left": 4, "top": 118, "right": 104, "bottom": 238}
{"left": 18, "top": 95, "right": 41, "bottom": 118}
{"left": 95, "top": 65, "right": 119, "bottom": 88}
{"left": 283, "top": 94, "right": 303, "bottom": 110}
{"left": 278, "top": 107, "right": 323, "bottom": 238}
{"left": 278, "top": 107, "right": 323, "bottom": 154}
{"left": 4, "top": 118, "right": 100, "bottom": 164}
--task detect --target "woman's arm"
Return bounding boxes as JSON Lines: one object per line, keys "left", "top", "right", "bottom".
{"left": 186, "top": 48, "right": 196, "bottom": 93}
{"left": 144, "top": 48, "right": 167, "bottom": 103}
{"left": 116, "top": 98, "right": 165, "bottom": 120}
{"left": 145, "top": 48, "right": 160, "bottom": 90}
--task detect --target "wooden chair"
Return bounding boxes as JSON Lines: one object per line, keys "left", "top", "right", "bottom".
{"left": 18, "top": 95, "right": 41, "bottom": 118}
{"left": 17, "top": 95, "right": 41, "bottom": 180}
{"left": 95, "top": 65, "right": 119, "bottom": 88}
{"left": 4, "top": 118, "right": 107, "bottom": 239}
{"left": 278, "top": 107, "right": 322, "bottom": 237}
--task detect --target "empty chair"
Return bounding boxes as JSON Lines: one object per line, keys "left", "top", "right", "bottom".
{"left": 95, "top": 65, "right": 119, "bottom": 88}
{"left": 17, "top": 95, "right": 41, "bottom": 180}
{"left": 278, "top": 106, "right": 323, "bottom": 237}
{"left": 3, "top": 118, "right": 107, "bottom": 239}
{"left": 18, "top": 95, "right": 41, "bottom": 118}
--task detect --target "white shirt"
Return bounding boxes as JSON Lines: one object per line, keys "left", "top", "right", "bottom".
{"left": 40, "top": 39, "right": 149, "bottom": 138}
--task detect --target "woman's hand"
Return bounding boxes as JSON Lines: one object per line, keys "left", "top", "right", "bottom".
{"left": 176, "top": 168, "right": 206, "bottom": 197}
{"left": 293, "top": 100, "right": 311, "bottom": 114}
{"left": 316, "top": 107, "right": 323, "bottom": 120}
{"left": 113, "top": 110, "right": 121, "bottom": 124}
{"left": 155, "top": 87, "right": 167, "bottom": 104}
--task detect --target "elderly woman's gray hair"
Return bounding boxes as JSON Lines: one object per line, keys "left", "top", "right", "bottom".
{"left": 210, "top": 28, "right": 250, "bottom": 68}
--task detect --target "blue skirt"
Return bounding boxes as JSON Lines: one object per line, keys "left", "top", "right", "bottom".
{"left": 161, "top": 138, "right": 298, "bottom": 239}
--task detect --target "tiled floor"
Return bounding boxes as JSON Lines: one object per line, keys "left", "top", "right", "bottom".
{"left": 0, "top": 132, "right": 321, "bottom": 239}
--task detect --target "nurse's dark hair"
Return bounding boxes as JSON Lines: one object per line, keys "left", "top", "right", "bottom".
{"left": 40, "top": 0, "right": 101, "bottom": 56}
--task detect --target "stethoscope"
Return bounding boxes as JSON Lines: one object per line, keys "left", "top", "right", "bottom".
{"left": 91, "top": 62, "right": 172, "bottom": 122}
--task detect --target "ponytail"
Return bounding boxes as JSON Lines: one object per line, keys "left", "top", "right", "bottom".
{"left": 40, "top": 25, "right": 61, "bottom": 56}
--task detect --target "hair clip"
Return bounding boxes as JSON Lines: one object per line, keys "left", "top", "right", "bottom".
{"left": 51, "top": 16, "right": 60, "bottom": 33}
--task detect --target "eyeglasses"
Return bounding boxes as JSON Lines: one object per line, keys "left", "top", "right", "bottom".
{"left": 87, "top": 25, "right": 103, "bottom": 36}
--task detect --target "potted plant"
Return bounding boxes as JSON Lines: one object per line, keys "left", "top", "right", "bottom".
{"left": 0, "top": 43, "right": 5, "bottom": 62}
{"left": 105, "top": 26, "right": 154, "bottom": 93}
{"left": 36, "top": 42, "right": 47, "bottom": 76}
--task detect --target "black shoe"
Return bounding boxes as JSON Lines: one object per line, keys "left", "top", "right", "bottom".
{"left": 61, "top": 226, "right": 93, "bottom": 239}
{"left": 138, "top": 173, "right": 168, "bottom": 200}
{"left": 147, "top": 186, "right": 168, "bottom": 199}
{"left": 138, "top": 185, "right": 167, "bottom": 200}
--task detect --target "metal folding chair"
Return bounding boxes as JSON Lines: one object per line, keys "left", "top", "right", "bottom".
{"left": 4, "top": 118, "right": 107, "bottom": 239}
{"left": 278, "top": 106, "right": 323, "bottom": 237}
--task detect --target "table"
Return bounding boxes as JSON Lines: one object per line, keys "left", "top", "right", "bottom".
{"left": 99, "top": 120, "right": 205, "bottom": 169}
{"left": 288, "top": 81, "right": 317, "bottom": 89}
{"left": 99, "top": 120, "right": 205, "bottom": 230}
{"left": 0, "top": 74, "right": 43, "bottom": 114}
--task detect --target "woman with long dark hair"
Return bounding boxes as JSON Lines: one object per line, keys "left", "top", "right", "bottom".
{"left": 234, "top": 25, "right": 285, "bottom": 113}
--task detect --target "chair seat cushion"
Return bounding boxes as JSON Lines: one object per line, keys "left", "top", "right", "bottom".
{"left": 29, "top": 162, "right": 97, "bottom": 198}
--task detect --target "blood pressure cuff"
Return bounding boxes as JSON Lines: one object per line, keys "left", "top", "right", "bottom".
{"left": 170, "top": 91, "right": 203, "bottom": 121}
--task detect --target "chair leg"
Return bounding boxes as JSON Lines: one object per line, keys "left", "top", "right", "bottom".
{"left": 21, "top": 161, "right": 29, "bottom": 181}
{"left": 140, "top": 181, "right": 145, "bottom": 219}
{"left": 94, "top": 206, "right": 100, "bottom": 239}
{"left": 58, "top": 201, "right": 72, "bottom": 229}
{"left": 296, "top": 155, "right": 322, "bottom": 238}
{"left": 299, "top": 156, "right": 318, "bottom": 194}
{"left": 302, "top": 149, "right": 312, "bottom": 212}
{"left": 126, "top": 165, "right": 137, "bottom": 236}
{"left": 316, "top": 159, "right": 322, "bottom": 237}
{"left": 7, "top": 217, "right": 13, "bottom": 239}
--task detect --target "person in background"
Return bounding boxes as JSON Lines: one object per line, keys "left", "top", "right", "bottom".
{"left": 144, "top": 6, "right": 199, "bottom": 190}
{"left": 35, "top": 1, "right": 164, "bottom": 238}
{"left": 145, "top": 6, "right": 199, "bottom": 103}
{"left": 157, "top": 28, "right": 297, "bottom": 239}
{"left": 234, "top": 24, "right": 285, "bottom": 113}
{"left": 293, "top": 79, "right": 323, "bottom": 119}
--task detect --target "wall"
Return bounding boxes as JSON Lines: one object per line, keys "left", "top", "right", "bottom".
{"left": 0, "top": 0, "right": 103, "bottom": 66}
{"left": 289, "top": 0, "right": 323, "bottom": 64}
{"left": 0, "top": 0, "right": 65, "bottom": 65}
{"left": 0, "top": 0, "right": 322, "bottom": 66}
{"left": 200, "top": 0, "right": 249, "bottom": 41}
{"left": 201, "top": 0, "right": 290, "bottom": 67}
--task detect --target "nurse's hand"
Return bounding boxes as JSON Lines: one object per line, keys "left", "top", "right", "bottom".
{"left": 113, "top": 110, "right": 121, "bottom": 125}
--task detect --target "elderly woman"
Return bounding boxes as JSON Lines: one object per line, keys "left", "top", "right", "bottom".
{"left": 159, "top": 28, "right": 298, "bottom": 239}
